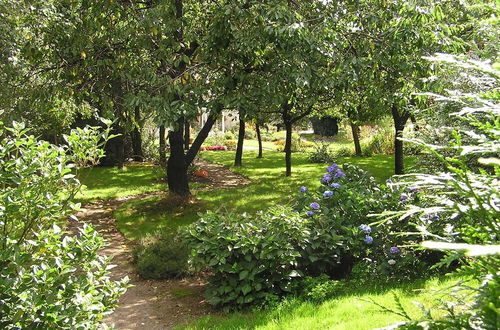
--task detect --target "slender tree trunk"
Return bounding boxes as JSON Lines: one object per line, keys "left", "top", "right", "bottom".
{"left": 410, "top": 115, "right": 419, "bottom": 131}
{"left": 284, "top": 121, "right": 293, "bottom": 177}
{"left": 350, "top": 122, "right": 362, "bottom": 156}
{"left": 234, "top": 117, "right": 245, "bottom": 166}
{"left": 256, "top": 122, "right": 263, "bottom": 158}
{"left": 184, "top": 120, "right": 190, "bottom": 150}
{"left": 167, "top": 118, "right": 190, "bottom": 197}
{"left": 391, "top": 103, "right": 411, "bottom": 175}
{"left": 185, "top": 115, "right": 216, "bottom": 166}
{"left": 159, "top": 125, "right": 166, "bottom": 166}
{"left": 131, "top": 108, "right": 144, "bottom": 161}
{"left": 105, "top": 78, "right": 125, "bottom": 168}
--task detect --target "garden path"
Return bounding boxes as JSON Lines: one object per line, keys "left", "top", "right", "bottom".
{"left": 71, "top": 160, "right": 251, "bottom": 329}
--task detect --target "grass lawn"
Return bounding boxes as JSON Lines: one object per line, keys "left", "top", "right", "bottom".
{"left": 114, "top": 148, "right": 414, "bottom": 240}
{"left": 76, "top": 162, "right": 166, "bottom": 203}
{"left": 177, "top": 276, "right": 474, "bottom": 330}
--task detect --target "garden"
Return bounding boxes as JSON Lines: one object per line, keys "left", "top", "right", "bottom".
{"left": 1, "top": 1, "right": 498, "bottom": 329}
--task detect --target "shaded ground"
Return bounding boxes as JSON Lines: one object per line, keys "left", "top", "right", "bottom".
{"left": 71, "top": 160, "right": 251, "bottom": 329}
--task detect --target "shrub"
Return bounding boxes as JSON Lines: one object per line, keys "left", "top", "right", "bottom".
{"left": 331, "top": 146, "right": 355, "bottom": 157}
{"left": 133, "top": 231, "right": 190, "bottom": 280}
{"left": 274, "top": 139, "right": 313, "bottom": 152}
{"left": 293, "top": 275, "right": 344, "bottom": 303}
{"left": 0, "top": 118, "right": 127, "bottom": 328}
{"left": 182, "top": 207, "right": 310, "bottom": 310}
{"left": 307, "top": 142, "right": 337, "bottom": 163}
{"left": 360, "top": 126, "right": 394, "bottom": 156}
{"left": 295, "top": 164, "right": 437, "bottom": 281}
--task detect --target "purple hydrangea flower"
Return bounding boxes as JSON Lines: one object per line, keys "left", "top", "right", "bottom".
{"left": 335, "top": 169, "right": 346, "bottom": 178}
{"left": 310, "top": 202, "right": 320, "bottom": 210}
{"left": 321, "top": 174, "right": 333, "bottom": 184}
{"left": 299, "top": 186, "right": 308, "bottom": 193}
{"left": 407, "top": 186, "right": 418, "bottom": 193}
{"left": 385, "top": 178, "right": 392, "bottom": 184}
{"left": 306, "top": 211, "right": 315, "bottom": 216}
{"left": 359, "top": 224, "right": 372, "bottom": 234}
{"left": 323, "top": 190, "right": 334, "bottom": 198}
{"left": 390, "top": 247, "right": 400, "bottom": 254}
{"left": 364, "top": 236, "right": 374, "bottom": 244}
{"left": 330, "top": 183, "right": 341, "bottom": 189}
{"left": 327, "top": 164, "right": 339, "bottom": 173}
{"left": 400, "top": 194, "right": 408, "bottom": 202}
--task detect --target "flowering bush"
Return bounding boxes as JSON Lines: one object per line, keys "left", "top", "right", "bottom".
{"left": 295, "top": 164, "right": 436, "bottom": 281}
{"left": 201, "top": 145, "right": 227, "bottom": 151}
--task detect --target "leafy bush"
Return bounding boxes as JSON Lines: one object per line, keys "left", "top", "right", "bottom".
{"left": 295, "top": 164, "right": 439, "bottom": 282}
{"left": 307, "top": 142, "right": 337, "bottom": 163}
{"left": 331, "top": 146, "right": 355, "bottom": 157}
{"left": 360, "top": 126, "right": 394, "bottom": 156}
{"left": 204, "top": 131, "right": 226, "bottom": 147}
{"left": 133, "top": 231, "right": 190, "bottom": 280}
{"left": 0, "top": 225, "right": 127, "bottom": 329}
{"left": 182, "top": 207, "right": 310, "bottom": 310}
{"left": 274, "top": 138, "right": 313, "bottom": 152}
{"left": 293, "top": 275, "right": 344, "bottom": 303}
{"left": 0, "top": 118, "right": 127, "bottom": 328}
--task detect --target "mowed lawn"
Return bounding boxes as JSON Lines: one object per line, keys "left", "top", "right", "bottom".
{"left": 177, "top": 276, "right": 475, "bottom": 330}
{"left": 111, "top": 149, "right": 413, "bottom": 240}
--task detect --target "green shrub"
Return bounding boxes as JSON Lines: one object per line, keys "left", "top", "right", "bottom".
{"left": 295, "top": 164, "right": 437, "bottom": 281}
{"left": 332, "top": 146, "right": 355, "bottom": 157}
{"left": 224, "top": 131, "right": 236, "bottom": 140}
{"left": 293, "top": 275, "right": 344, "bottom": 303}
{"left": 360, "top": 126, "right": 394, "bottom": 156}
{"left": 307, "top": 142, "right": 337, "bottom": 163}
{"left": 133, "top": 231, "right": 190, "bottom": 279}
{"left": 182, "top": 207, "right": 310, "bottom": 310}
{"left": 0, "top": 119, "right": 127, "bottom": 328}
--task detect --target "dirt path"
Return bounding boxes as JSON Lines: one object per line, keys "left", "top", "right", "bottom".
{"left": 72, "top": 160, "right": 250, "bottom": 329}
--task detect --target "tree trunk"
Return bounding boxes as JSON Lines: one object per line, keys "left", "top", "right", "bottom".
{"left": 185, "top": 115, "right": 216, "bottom": 166}
{"left": 391, "top": 103, "right": 411, "bottom": 175}
{"left": 256, "top": 122, "right": 263, "bottom": 158}
{"left": 284, "top": 121, "right": 293, "bottom": 177}
{"left": 350, "top": 122, "right": 362, "bottom": 156}
{"left": 167, "top": 118, "right": 190, "bottom": 197}
{"left": 103, "top": 124, "right": 125, "bottom": 168}
{"left": 131, "top": 107, "right": 144, "bottom": 161}
{"left": 234, "top": 117, "right": 245, "bottom": 166}
{"left": 184, "top": 120, "right": 190, "bottom": 150}
{"left": 159, "top": 125, "right": 166, "bottom": 166}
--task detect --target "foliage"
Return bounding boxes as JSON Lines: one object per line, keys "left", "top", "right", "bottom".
{"left": 331, "top": 146, "right": 355, "bottom": 158}
{"left": 0, "top": 224, "right": 127, "bottom": 329}
{"left": 133, "top": 231, "right": 190, "bottom": 280}
{"left": 292, "top": 275, "right": 344, "bottom": 304}
{"left": 180, "top": 276, "right": 475, "bottom": 330}
{"left": 182, "top": 207, "right": 309, "bottom": 310}
{"left": 274, "top": 139, "right": 313, "bottom": 153}
{"left": 375, "top": 56, "right": 499, "bottom": 329}
{"left": 0, "top": 119, "right": 126, "bottom": 328}
{"left": 307, "top": 142, "right": 337, "bottom": 164}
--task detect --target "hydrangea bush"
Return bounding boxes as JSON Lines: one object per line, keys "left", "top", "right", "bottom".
{"left": 295, "top": 164, "right": 438, "bottom": 281}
